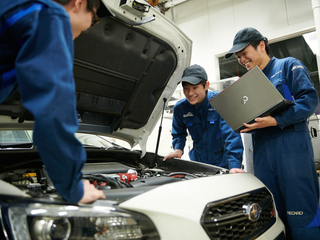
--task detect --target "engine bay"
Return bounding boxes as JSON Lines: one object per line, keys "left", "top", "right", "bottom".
{"left": 0, "top": 158, "right": 224, "bottom": 202}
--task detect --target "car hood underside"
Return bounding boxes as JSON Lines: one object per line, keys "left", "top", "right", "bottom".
{"left": 74, "top": 14, "right": 177, "bottom": 135}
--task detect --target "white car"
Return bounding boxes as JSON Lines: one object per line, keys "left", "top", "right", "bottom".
{"left": 0, "top": 0, "right": 285, "bottom": 239}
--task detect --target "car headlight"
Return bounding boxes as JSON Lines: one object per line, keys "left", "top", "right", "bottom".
{"left": 5, "top": 203, "right": 160, "bottom": 240}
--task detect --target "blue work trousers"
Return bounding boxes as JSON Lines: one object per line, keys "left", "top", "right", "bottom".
{"left": 253, "top": 128, "right": 320, "bottom": 240}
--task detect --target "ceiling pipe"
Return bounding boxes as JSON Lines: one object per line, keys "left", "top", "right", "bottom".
{"left": 164, "top": 0, "right": 189, "bottom": 8}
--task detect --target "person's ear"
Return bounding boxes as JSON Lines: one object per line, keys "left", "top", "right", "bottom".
{"left": 205, "top": 81, "right": 210, "bottom": 91}
{"left": 74, "top": 0, "right": 84, "bottom": 12}
{"left": 259, "top": 40, "right": 266, "bottom": 53}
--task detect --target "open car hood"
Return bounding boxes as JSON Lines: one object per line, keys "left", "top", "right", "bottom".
{"left": 0, "top": 0, "right": 192, "bottom": 155}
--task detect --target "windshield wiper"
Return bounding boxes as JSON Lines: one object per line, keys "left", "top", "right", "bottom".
{"left": 0, "top": 142, "right": 33, "bottom": 149}
{"left": 82, "top": 144, "right": 128, "bottom": 151}
{"left": 108, "top": 145, "right": 129, "bottom": 150}
{"left": 82, "top": 144, "right": 106, "bottom": 150}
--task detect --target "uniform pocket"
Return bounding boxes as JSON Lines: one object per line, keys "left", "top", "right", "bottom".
{"left": 207, "top": 110, "right": 224, "bottom": 158}
{"left": 207, "top": 110, "right": 221, "bottom": 139}
{"left": 183, "top": 116, "right": 202, "bottom": 141}
{"left": 273, "top": 78, "right": 293, "bottom": 101}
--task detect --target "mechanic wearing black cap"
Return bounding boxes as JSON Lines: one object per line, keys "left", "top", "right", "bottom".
{"left": 163, "top": 64, "right": 244, "bottom": 174}
{"left": 226, "top": 27, "right": 320, "bottom": 239}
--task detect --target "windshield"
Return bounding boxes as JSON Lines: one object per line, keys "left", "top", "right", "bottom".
{"left": 75, "top": 133, "right": 114, "bottom": 149}
{"left": 0, "top": 130, "right": 33, "bottom": 143}
{"left": 0, "top": 130, "right": 123, "bottom": 149}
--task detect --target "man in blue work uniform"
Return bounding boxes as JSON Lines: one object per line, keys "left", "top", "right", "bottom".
{"left": 225, "top": 27, "right": 320, "bottom": 239}
{"left": 163, "top": 65, "right": 244, "bottom": 173}
{"left": 0, "top": 0, "right": 105, "bottom": 203}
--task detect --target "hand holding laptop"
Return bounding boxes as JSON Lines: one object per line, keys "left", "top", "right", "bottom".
{"left": 209, "top": 66, "right": 293, "bottom": 133}
{"left": 240, "top": 116, "right": 278, "bottom": 133}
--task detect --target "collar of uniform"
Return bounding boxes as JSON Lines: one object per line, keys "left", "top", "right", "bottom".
{"left": 262, "top": 56, "right": 276, "bottom": 75}
{"left": 194, "top": 91, "right": 209, "bottom": 109}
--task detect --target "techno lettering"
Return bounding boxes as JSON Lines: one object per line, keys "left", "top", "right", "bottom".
{"left": 271, "top": 70, "right": 282, "bottom": 79}
{"left": 287, "top": 211, "right": 304, "bottom": 215}
{"left": 291, "top": 65, "right": 304, "bottom": 71}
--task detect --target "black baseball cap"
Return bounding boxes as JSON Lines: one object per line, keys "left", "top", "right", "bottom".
{"left": 180, "top": 64, "right": 207, "bottom": 85}
{"left": 225, "top": 27, "right": 266, "bottom": 59}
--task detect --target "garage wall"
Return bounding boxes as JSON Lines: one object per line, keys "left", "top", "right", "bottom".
{"left": 146, "top": 0, "right": 316, "bottom": 159}
{"left": 166, "top": 0, "right": 315, "bottom": 82}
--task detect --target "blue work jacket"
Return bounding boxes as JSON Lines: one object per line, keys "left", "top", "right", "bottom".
{"left": 172, "top": 91, "right": 243, "bottom": 169}
{"left": 0, "top": 0, "right": 86, "bottom": 203}
{"left": 255, "top": 57, "right": 319, "bottom": 138}
{"left": 251, "top": 58, "right": 320, "bottom": 237}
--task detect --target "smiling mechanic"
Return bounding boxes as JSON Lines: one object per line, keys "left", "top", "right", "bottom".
{"left": 0, "top": 0, "right": 105, "bottom": 203}
{"left": 225, "top": 27, "right": 320, "bottom": 239}
{"left": 163, "top": 65, "right": 244, "bottom": 173}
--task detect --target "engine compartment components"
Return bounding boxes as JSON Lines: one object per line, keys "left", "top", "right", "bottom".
{"left": 0, "top": 161, "right": 205, "bottom": 200}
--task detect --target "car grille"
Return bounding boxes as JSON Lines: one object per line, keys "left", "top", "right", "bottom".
{"left": 201, "top": 187, "right": 276, "bottom": 240}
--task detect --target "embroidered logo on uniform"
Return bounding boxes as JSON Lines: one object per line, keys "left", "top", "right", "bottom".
{"left": 287, "top": 211, "right": 304, "bottom": 215}
{"left": 291, "top": 65, "right": 304, "bottom": 71}
{"left": 183, "top": 112, "right": 194, "bottom": 117}
{"left": 271, "top": 70, "right": 282, "bottom": 79}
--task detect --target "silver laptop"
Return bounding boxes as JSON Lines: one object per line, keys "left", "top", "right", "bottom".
{"left": 209, "top": 66, "right": 294, "bottom": 133}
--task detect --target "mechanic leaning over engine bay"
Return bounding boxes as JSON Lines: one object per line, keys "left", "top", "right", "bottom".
{"left": 0, "top": 0, "right": 106, "bottom": 203}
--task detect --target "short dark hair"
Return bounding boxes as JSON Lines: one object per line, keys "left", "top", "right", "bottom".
{"left": 250, "top": 38, "right": 270, "bottom": 55}
{"left": 86, "top": 0, "right": 100, "bottom": 12}
{"left": 54, "top": 0, "right": 100, "bottom": 12}
{"left": 182, "top": 79, "right": 207, "bottom": 88}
